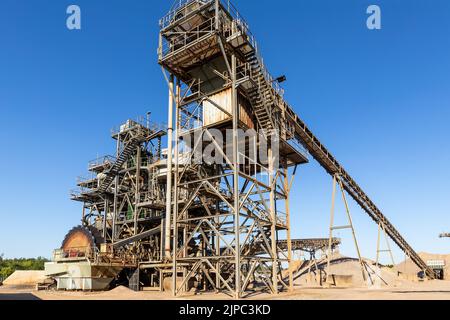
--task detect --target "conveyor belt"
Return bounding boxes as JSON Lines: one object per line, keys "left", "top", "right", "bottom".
{"left": 286, "top": 106, "right": 435, "bottom": 278}
{"left": 113, "top": 226, "right": 161, "bottom": 249}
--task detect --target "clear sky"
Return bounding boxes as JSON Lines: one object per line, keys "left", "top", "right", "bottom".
{"left": 0, "top": 0, "right": 449, "bottom": 264}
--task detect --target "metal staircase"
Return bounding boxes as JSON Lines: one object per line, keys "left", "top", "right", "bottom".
{"left": 97, "top": 137, "right": 143, "bottom": 193}
{"left": 245, "top": 51, "right": 276, "bottom": 136}
{"left": 243, "top": 197, "right": 271, "bottom": 223}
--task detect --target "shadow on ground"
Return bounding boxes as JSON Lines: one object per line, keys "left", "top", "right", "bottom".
{"left": 0, "top": 293, "right": 41, "bottom": 300}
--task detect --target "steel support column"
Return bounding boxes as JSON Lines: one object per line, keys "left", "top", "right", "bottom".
{"left": 164, "top": 74, "right": 175, "bottom": 260}
{"left": 173, "top": 78, "right": 181, "bottom": 296}
{"left": 231, "top": 54, "right": 241, "bottom": 299}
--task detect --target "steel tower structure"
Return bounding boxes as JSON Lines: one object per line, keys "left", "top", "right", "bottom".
{"left": 158, "top": 0, "right": 435, "bottom": 298}
{"left": 159, "top": 0, "right": 309, "bottom": 298}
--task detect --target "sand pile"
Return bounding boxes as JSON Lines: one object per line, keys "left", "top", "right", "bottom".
{"left": 3, "top": 270, "right": 47, "bottom": 287}
{"left": 282, "top": 260, "right": 303, "bottom": 278}
{"left": 293, "top": 254, "right": 406, "bottom": 288}
{"left": 396, "top": 252, "right": 450, "bottom": 279}
{"left": 109, "top": 285, "right": 137, "bottom": 294}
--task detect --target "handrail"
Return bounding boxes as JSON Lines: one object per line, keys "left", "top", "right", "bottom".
{"left": 111, "top": 116, "right": 167, "bottom": 137}
{"left": 238, "top": 151, "right": 270, "bottom": 185}
{"left": 88, "top": 155, "right": 116, "bottom": 170}
{"left": 53, "top": 246, "right": 97, "bottom": 262}
{"left": 160, "top": 0, "right": 212, "bottom": 30}
{"left": 160, "top": 17, "right": 216, "bottom": 58}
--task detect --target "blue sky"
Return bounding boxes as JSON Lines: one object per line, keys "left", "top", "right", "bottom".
{"left": 0, "top": 0, "right": 449, "bottom": 264}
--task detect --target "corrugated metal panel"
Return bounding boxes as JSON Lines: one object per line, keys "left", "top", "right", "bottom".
{"left": 427, "top": 260, "right": 445, "bottom": 268}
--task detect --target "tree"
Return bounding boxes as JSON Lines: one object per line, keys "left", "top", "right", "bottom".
{"left": 0, "top": 257, "right": 49, "bottom": 281}
{"left": 0, "top": 266, "right": 14, "bottom": 280}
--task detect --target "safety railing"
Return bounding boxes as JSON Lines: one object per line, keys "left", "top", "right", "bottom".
{"left": 236, "top": 62, "right": 254, "bottom": 82}
{"left": 286, "top": 135, "right": 309, "bottom": 160}
{"left": 222, "top": 0, "right": 258, "bottom": 50}
{"left": 88, "top": 155, "right": 116, "bottom": 171}
{"left": 244, "top": 197, "right": 271, "bottom": 222}
{"left": 275, "top": 210, "right": 287, "bottom": 227}
{"left": 111, "top": 116, "right": 167, "bottom": 137}
{"left": 53, "top": 246, "right": 99, "bottom": 262}
{"left": 159, "top": 0, "right": 251, "bottom": 35}
{"left": 70, "top": 172, "right": 103, "bottom": 199}
{"left": 160, "top": 0, "right": 212, "bottom": 30}
{"left": 276, "top": 117, "right": 309, "bottom": 159}
{"left": 223, "top": 2, "right": 284, "bottom": 97}
{"left": 222, "top": 1, "right": 285, "bottom": 98}
{"left": 78, "top": 173, "right": 99, "bottom": 187}
{"left": 139, "top": 190, "right": 166, "bottom": 209}
{"left": 238, "top": 151, "right": 270, "bottom": 186}
{"left": 160, "top": 17, "right": 216, "bottom": 59}
{"left": 180, "top": 102, "right": 204, "bottom": 133}
{"left": 179, "top": 77, "right": 212, "bottom": 104}
{"left": 159, "top": 0, "right": 284, "bottom": 99}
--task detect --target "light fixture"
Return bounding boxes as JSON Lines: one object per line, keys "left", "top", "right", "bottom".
{"left": 274, "top": 75, "right": 286, "bottom": 84}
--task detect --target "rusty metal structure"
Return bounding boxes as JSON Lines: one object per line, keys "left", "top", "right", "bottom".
{"left": 46, "top": 0, "right": 435, "bottom": 296}
{"left": 73, "top": 118, "right": 166, "bottom": 260}
{"left": 47, "top": 117, "right": 168, "bottom": 290}
{"left": 285, "top": 238, "right": 341, "bottom": 255}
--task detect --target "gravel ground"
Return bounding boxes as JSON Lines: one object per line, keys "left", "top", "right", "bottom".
{"left": 1, "top": 280, "right": 450, "bottom": 300}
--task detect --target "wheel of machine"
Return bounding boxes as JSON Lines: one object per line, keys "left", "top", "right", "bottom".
{"left": 61, "top": 225, "right": 104, "bottom": 258}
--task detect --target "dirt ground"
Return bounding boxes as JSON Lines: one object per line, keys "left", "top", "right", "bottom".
{"left": 2, "top": 252, "right": 449, "bottom": 300}
{"left": 1, "top": 280, "right": 450, "bottom": 300}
